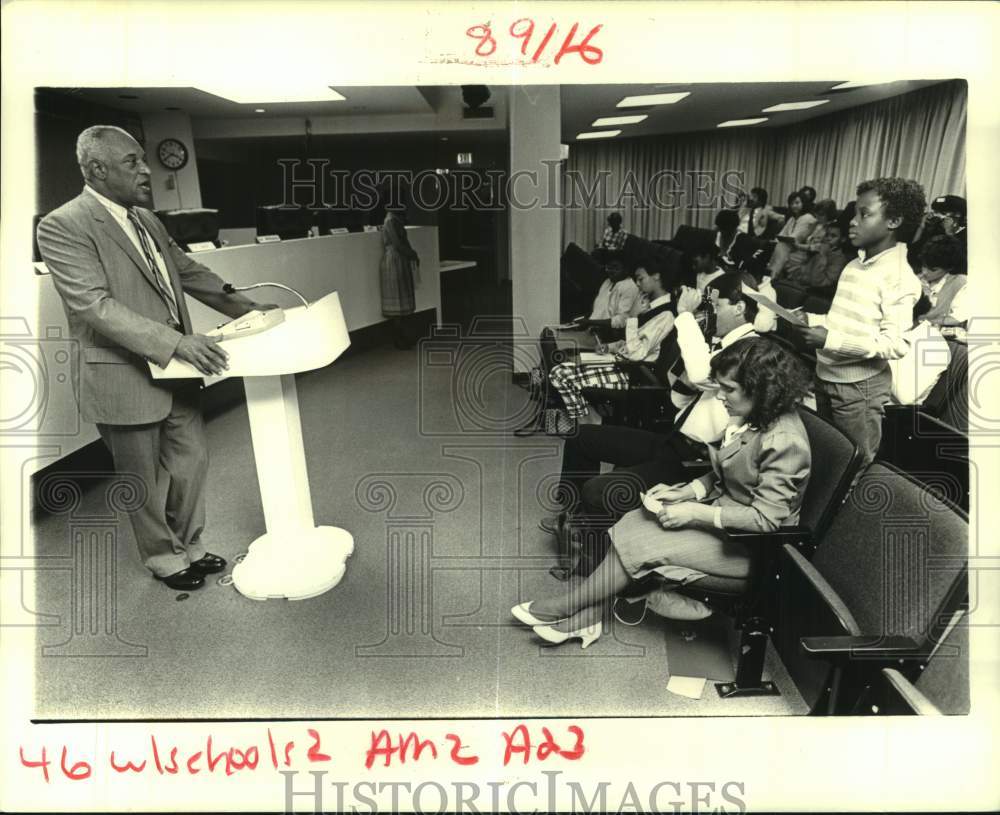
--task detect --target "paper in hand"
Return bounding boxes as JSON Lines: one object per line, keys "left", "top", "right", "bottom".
{"left": 579, "top": 352, "right": 617, "bottom": 364}
{"left": 742, "top": 289, "right": 807, "bottom": 325}
{"left": 640, "top": 492, "right": 664, "bottom": 514}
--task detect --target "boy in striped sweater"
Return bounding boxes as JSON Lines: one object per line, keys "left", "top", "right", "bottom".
{"left": 793, "top": 177, "right": 926, "bottom": 468}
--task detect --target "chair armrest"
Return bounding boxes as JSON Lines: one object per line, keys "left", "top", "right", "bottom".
{"left": 878, "top": 668, "right": 942, "bottom": 715}
{"left": 628, "top": 368, "right": 665, "bottom": 386}
{"left": 681, "top": 459, "right": 712, "bottom": 475}
{"left": 615, "top": 358, "right": 652, "bottom": 374}
{"left": 800, "top": 634, "right": 923, "bottom": 663}
{"left": 726, "top": 526, "right": 813, "bottom": 546}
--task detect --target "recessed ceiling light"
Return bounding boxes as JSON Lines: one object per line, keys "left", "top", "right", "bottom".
{"left": 577, "top": 130, "right": 622, "bottom": 140}
{"left": 761, "top": 100, "right": 830, "bottom": 113}
{"left": 198, "top": 85, "right": 347, "bottom": 104}
{"left": 616, "top": 92, "right": 690, "bottom": 108}
{"left": 717, "top": 118, "right": 768, "bottom": 128}
{"left": 254, "top": 108, "right": 266, "bottom": 113}
{"left": 592, "top": 115, "right": 648, "bottom": 127}
{"left": 830, "top": 81, "right": 892, "bottom": 90}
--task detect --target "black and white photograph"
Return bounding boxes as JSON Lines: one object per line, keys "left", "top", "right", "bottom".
{"left": 2, "top": 2, "right": 998, "bottom": 813}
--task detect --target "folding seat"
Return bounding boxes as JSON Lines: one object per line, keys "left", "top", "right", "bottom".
{"left": 670, "top": 407, "right": 864, "bottom": 698}
{"left": 856, "top": 608, "right": 969, "bottom": 715}
{"left": 879, "top": 409, "right": 969, "bottom": 513}
{"left": 774, "top": 462, "right": 968, "bottom": 714}
{"left": 579, "top": 334, "right": 681, "bottom": 430}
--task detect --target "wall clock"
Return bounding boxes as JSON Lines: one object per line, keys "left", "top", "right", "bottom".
{"left": 157, "top": 138, "right": 189, "bottom": 171}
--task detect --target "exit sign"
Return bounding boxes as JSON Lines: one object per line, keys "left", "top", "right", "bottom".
{"left": 456, "top": 152, "right": 473, "bottom": 165}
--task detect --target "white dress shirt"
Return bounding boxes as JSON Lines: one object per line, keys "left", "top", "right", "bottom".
{"left": 617, "top": 293, "right": 674, "bottom": 362}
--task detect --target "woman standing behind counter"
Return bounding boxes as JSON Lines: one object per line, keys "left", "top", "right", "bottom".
{"left": 380, "top": 204, "right": 421, "bottom": 349}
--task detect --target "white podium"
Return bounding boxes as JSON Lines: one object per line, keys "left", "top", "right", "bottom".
{"left": 149, "top": 291, "right": 354, "bottom": 600}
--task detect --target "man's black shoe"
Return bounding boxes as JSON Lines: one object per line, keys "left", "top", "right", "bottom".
{"left": 188, "top": 553, "right": 227, "bottom": 575}
{"left": 155, "top": 568, "right": 205, "bottom": 591}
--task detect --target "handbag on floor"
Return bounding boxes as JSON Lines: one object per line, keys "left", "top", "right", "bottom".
{"left": 513, "top": 407, "right": 575, "bottom": 437}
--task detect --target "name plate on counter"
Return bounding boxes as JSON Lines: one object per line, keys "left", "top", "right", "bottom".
{"left": 188, "top": 241, "right": 216, "bottom": 253}
{"left": 329, "top": 227, "right": 349, "bottom": 235}
{"left": 256, "top": 234, "right": 281, "bottom": 244}
{"left": 363, "top": 225, "right": 380, "bottom": 233}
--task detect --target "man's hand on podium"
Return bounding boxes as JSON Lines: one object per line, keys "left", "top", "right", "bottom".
{"left": 175, "top": 334, "right": 230, "bottom": 376}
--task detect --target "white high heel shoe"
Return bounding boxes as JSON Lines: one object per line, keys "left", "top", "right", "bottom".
{"left": 533, "top": 621, "right": 603, "bottom": 649}
{"left": 511, "top": 602, "right": 568, "bottom": 627}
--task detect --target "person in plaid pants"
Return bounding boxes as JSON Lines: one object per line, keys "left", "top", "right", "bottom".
{"left": 549, "top": 264, "right": 675, "bottom": 425}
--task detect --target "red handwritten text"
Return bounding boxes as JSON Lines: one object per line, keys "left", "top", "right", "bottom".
{"left": 465, "top": 20, "right": 603, "bottom": 65}
{"left": 502, "top": 724, "right": 586, "bottom": 766}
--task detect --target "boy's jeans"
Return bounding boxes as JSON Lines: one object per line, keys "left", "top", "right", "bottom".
{"left": 814, "top": 367, "right": 893, "bottom": 470}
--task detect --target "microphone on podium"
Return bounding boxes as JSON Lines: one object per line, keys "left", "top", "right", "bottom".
{"left": 212, "top": 281, "right": 311, "bottom": 340}
{"left": 222, "top": 281, "right": 310, "bottom": 308}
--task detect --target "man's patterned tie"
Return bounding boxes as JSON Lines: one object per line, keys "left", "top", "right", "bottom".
{"left": 127, "top": 208, "right": 180, "bottom": 325}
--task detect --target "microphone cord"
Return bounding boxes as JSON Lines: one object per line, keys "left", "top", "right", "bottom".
{"left": 222, "top": 282, "right": 309, "bottom": 308}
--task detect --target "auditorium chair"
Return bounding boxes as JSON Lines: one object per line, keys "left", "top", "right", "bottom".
{"left": 578, "top": 334, "right": 681, "bottom": 431}
{"left": 621, "top": 236, "right": 685, "bottom": 289}
{"left": 853, "top": 608, "right": 969, "bottom": 715}
{"left": 560, "top": 242, "right": 606, "bottom": 322}
{"left": 671, "top": 407, "right": 863, "bottom": 699}
{"left": 774, "top": 462, "right": 968, "bottom": 715}
{"left": 921, "top": 339, "right": 969, "bottom": 433}
{"left": 670, "top": 225, "right": 717, "bottom": 258}
{"left": 879, "top": 408, "right": 969, "bottom": 512}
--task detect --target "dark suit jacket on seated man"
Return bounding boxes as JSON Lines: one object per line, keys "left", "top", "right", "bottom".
{"left": 37, "top": 125, "right": 272, "bottom": 591}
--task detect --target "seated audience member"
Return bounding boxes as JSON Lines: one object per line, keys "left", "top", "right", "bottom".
{"left": 691, "top": 242, "right": 726, "bottom": 293}
{"left": 779, "top": 220, "right": 851, "bottom": 294}
{"left": 799, "top": 185, "right": 818, "bottom": 208}
{"left": 799, "top": 199, "right": 839, "bottom": 253}
{"left": 514, "top": 337, "right": 812, "bottom": 641}
{"left": 545, "top": 273, "right": 762, "bottom": 539}
{"left": 915, "top": 235, "right": 968, "bottom": 328}
{"left": 595, "top": 211, "right": 629, "bottom": 254}
{"left": 930, "top": 194, "right": 967, "bottom": 243}
{"left": 767, "top": 191, "right": 818, "bottom": 277}
{"left": 714, "top": 209, "right": 757, "bottom": 275}
{"left": 539, "top": 258, "right": 641, "bottom": 371}
{"left": 547, "top": 264, "right": 675, "bottom": 428}
{"left": 737, "top": 187, "right": 783, "bottom": 237}
{"left": 909, "top": 194, "right": 967, "bottom": 272}
{"left": 586, "top": 258, "right": 642, "bottom": 323}
{"left": 837, "top": 200, "right": 857, "bottom": 236}
{"left": 792, "top": 176, "right": 926, "bottom": 470}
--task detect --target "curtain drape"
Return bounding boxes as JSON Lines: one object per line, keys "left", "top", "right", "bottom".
{"left": 561, "top": 80, "right": 967, "bottom": 251}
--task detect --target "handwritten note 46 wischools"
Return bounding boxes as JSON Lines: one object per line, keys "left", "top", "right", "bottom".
{"left": 18, "top": 723, "right": 586, "bottom": 782}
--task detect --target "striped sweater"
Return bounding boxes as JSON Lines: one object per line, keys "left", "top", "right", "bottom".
{"left": 816, "top": 242, "right": 922, "bottom": 384}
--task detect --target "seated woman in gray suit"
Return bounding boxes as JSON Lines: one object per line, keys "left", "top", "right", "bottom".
{"left": 511, "top": 337, "right": 813, "bottom": 647}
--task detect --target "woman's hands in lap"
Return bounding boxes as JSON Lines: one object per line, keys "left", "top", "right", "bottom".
{"left": 646, "top": 483, "right": 688, "bottom": 504}
{"left": 656, "top": 502, "right": 699, "bottom": 530}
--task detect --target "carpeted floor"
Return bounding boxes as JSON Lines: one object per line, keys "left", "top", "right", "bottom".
{"left": 32, "top": 334, "right": 806, "bottom": 720}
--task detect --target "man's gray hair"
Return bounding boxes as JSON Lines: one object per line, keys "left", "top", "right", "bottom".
{"left": 76, "top": 125, "right": 135, "bottom": 179}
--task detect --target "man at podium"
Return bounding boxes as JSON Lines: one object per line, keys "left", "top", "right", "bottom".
{"left": 37, "top": 125, "right": 274, "bottom": 591}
